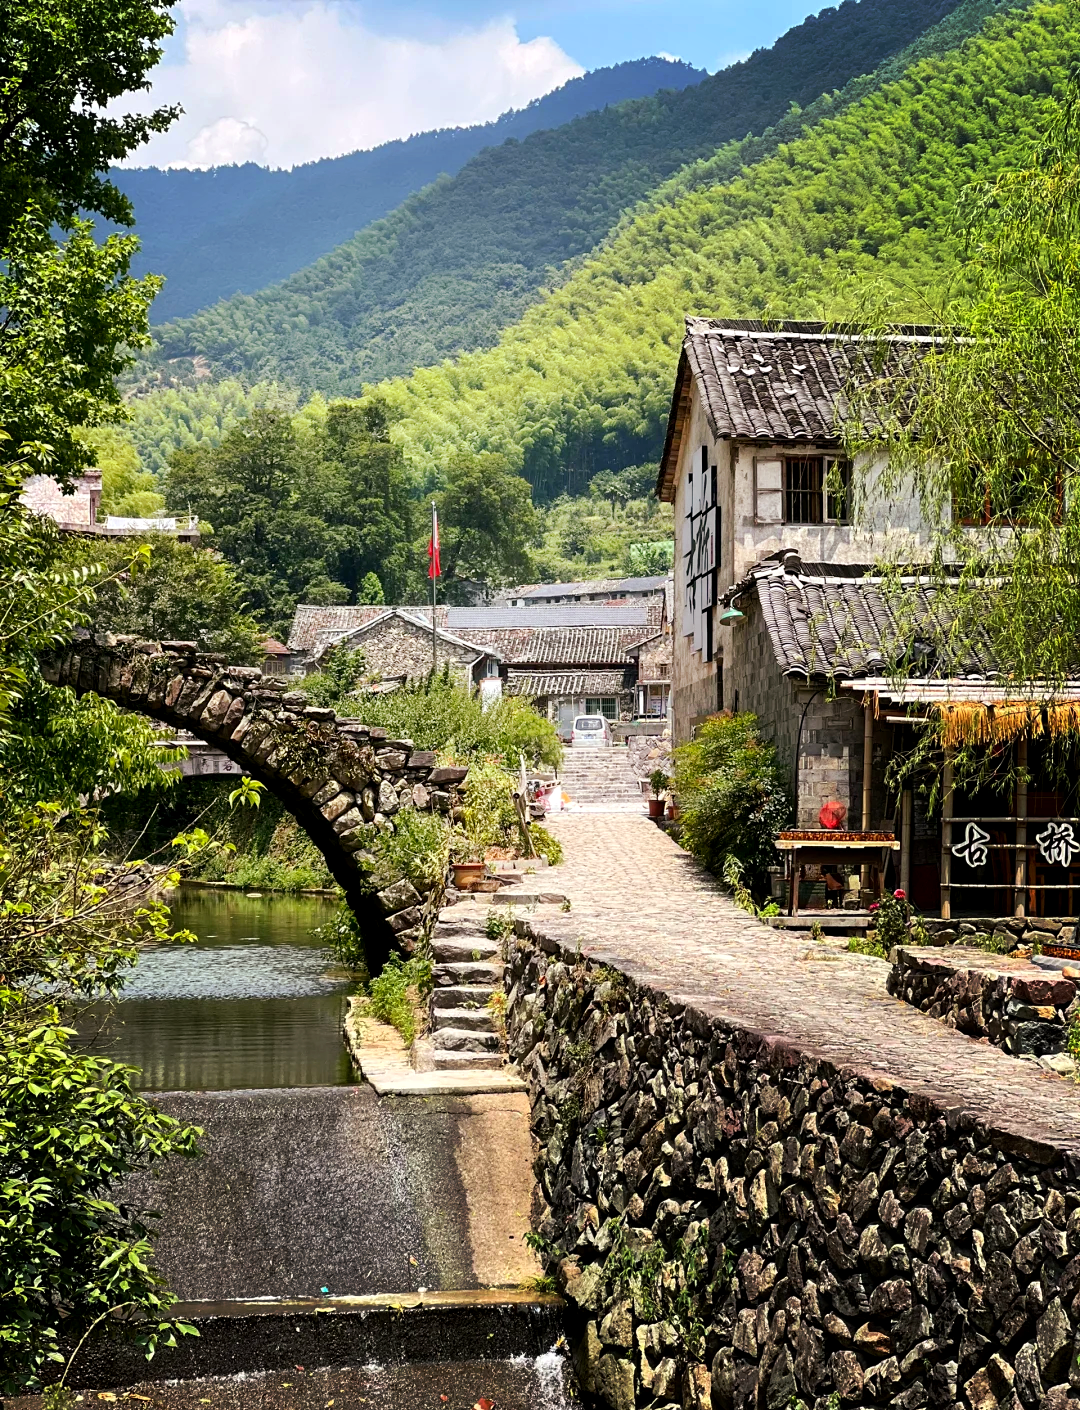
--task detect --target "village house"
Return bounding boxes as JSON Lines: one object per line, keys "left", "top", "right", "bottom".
{"left": 658, "top": 318, "right": 1080, "bottom": 921}
{"left": 288, "top": 598, "right": 671, "bottom": 739}
{"left": 499, "top": 574, "right": 669, "bottom": 607}
{"left": 21, "top": 471, "right": 200, "bottom": 542}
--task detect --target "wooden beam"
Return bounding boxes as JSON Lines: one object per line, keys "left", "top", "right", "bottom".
{"left": 900, "top": 789, "right": 913, "bottom": 896}
{"left": 1014, "top": 736, "right": 1028, "bottom": 919}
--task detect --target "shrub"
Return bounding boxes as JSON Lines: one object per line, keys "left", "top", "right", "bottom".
{"left": 870, "top": 889, "right": 917, "bottom": 952}
{"left": 460, "top": 756, "right": 522, "bottom": 856}
{"left": 348, "top": 667, "right": 562, "bottom": 768}
{"left": 530, "top": 824, "right": 563, "bottom": 865}
{"left": 368, "top": 808, "right": 449, "bottom": 892}
{"left": 673, "top": 712, "right": 790, "bottom": 894}
{"left": 366, "top": 954, "right": 433, "bottom": 1046}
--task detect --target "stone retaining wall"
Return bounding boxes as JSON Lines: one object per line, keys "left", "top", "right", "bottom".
{"left": 888, "top": 948, "right": 1078, "bottom": 1071}
{"left": 921, "top": 920, "right": 1079, "bottom": 956}
{"left": 506, "top": 927, "right": 1080, "bottom": 1410}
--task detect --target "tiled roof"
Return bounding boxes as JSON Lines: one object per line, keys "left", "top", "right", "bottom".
{"left": 462, "top": 625, "right": 650, "bottom": 667}
{"left": 658, "top": 318, "right": 940, "bottom": 501}
{"left": 747, "top": 560, "right": 995, "bottom": 681}
{"left": 505, "top": 669, "right": 631, "bottom": 698}
{"left": 307, "top": 608, "right": 494, "bottom": 665}
{"left": 288, "top": 604, "right": 449, "bottom": 653}
{"left": 506, "top": 576, "right": 668, "bottom": 601}
{"left": 447, "top": 604, "right": 652, "bottom": 629}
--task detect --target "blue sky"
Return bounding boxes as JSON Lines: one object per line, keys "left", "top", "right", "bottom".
{"left": 125, "top": 0, "right": 828, "bottom": 169}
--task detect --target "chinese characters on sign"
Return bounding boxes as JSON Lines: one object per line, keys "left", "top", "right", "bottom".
{"left": 952, "top": 819, "right": 1080, "bottom": 869}
{"left": 952, "top": 822, "right": 990, "bottom": 869}
{"left": 682, "top": 446, "right": 718, "bottom": 661}
{"left": 1035, "top": 820, "right": 1080, "bottom": 868}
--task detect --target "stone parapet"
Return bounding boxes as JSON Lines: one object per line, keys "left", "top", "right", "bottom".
{"left": 889, "top": 946, "right": 1079, "bottom": 1070}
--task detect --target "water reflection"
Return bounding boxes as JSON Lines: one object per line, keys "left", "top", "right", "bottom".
{"left": 76, "top": 888, "right": 355, "bottom": 1091}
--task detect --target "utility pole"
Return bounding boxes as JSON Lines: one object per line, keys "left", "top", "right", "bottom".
{"left": 429, "top": 500, "right": 439, "bottom": 674}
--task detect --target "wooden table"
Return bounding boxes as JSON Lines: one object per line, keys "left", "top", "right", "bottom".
{"left": 774, "top": 832, "right": 900, "bottom": 916}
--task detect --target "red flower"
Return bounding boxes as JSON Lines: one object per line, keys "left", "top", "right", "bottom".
{"left": 869, "top": 902, "right": 880, "bottom": 911}
{"left": 893, "top": 888, "right": 907, "bottom": 899}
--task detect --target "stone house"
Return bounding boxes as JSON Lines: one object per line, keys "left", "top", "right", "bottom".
{"left": 658, "top": 318, "right": 1080, "bottom": 921}
{"left": 290, "top": 606, "right": 501, "bottom": 690}
{"left": 288, "top": 600, "right": 672, "bottom": 736}
{"left": 21, "top": 471, "right": 200, "bottom": 542}
{"left": 500, "top": 574, "right": 669, "bottom": 607}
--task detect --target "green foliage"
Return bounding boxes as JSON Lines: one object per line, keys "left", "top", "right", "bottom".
{"left": 437, "top": 453, "right": 538, "bottom": 598}
{"left": 0, "top": 0, "right": 177, "bottom": 246}
{"left": 849, "top": 58, "right": 1080, "bottom": 694}
{"left": 530, "top": 825, "right": 564, "bottom": 866}
{"left": 364, "top": 954, "right": 433, "bottom": 1046}
{"left": 870, "top": 890, "right": 919, "bottom": 952}
{"left": 368, "top": 809, "right": 449, "bottom": 894}
{"left": 163, "top": 404, "right": 418, "bottom": 637}
{"left": 0, "top": 1023, "right": 200, "bottom": 1394}
{"left": 301, "top": 646, "right": 368, "bottom": 710}
{"left": 533, "top": 490, "right": 674, "bottom": 578}
{"left": 87, "top": 426, "right": 164, "bottom": 518}
{"left": 458, "top": 756, "right": 521, "bottom": 859}
{"left": 355, "top": 669, "right": 562, "bottom": 769}
{"left": 69, "top": 534, "right": 264, "bottom": 661}
{"left": 155, "top": 0, "right": 982, "bottom": 395}
{"left": 315, "top": 903, "right": 367, "bottom": 976}
{"left": 675, "top": 713, "right": 790, "bottom": 893}
{"left": 179, "top": 791, "right": 334, "bottom": 893}
{"left": 848, "top": 932, "right": 889, "bottom": 959}
{"left": 119, "top": 379, "right": 299, "bottom": 478}
{"left": 649, "top": 769, "right": 670, "bottom": 798}
{"left": 602, "top": 1217, "right": 718, "bottom": 1360}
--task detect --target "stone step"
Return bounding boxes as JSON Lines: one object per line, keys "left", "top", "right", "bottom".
{"left": 432, "top": 1026, "right": 502, "bottom": 1052}
{"left": 431, "top": 1006, "right": 498, "bottom": 1033}
{"left": 432, "top": 936, "right": 500, "bottom": 963}
{"left": 430, "top": 985, "right": 496, "bottom": 1010}
{"left": 436, "top": 961, "right": 503, "bottom": 986}
{"left": 430, "top": 1050, "right": 508, "bottom": 1072}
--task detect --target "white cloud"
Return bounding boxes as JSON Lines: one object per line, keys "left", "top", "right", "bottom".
{"left": 122, "top": 1, "right": 584, "bottom": 169}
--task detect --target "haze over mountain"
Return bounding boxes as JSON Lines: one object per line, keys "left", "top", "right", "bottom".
{"left": 117, "top": 58, "right": 704, "bottom": 322}
{"left": 153, "top": 0, "right": 965, "bottom": 392}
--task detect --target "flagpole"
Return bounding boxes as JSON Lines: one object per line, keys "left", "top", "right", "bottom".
{"left": 431, "top": 500, "right": 437, "bottom": 675}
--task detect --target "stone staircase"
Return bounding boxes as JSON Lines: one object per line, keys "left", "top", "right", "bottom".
{"left": 557, "top": 745, "right": 645, "bottom": 808}
{"left": 423, "top": 909, "right": 508, "bottom": 1072}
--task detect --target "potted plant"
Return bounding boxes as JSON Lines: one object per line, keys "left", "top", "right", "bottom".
{"left": 450, "top": 831, "right": 485, "bottom": 891}
{"left": 647, "top": 769, "right": 670, "bottom": 820}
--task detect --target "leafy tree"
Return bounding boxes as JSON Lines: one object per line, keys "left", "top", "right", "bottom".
{"left": 358, "top": 571, "right": 385, "bottom": 605}
{"left": 87, "top": 426, "right": 165, "bottom": 518}
{"left": 69, "top": 534, "right": 264, "bottom": 661}
{"left": 850, "top": 72, "right": 1080, "bottom": 692}
{"left": 164, "top": 403, "right": 418, "bottom": 635}
{"left": 0, "top": 0, "right": 178, "bottom": 245}
{"left": 436, "top": 452, "right": 537, "bottom": 600}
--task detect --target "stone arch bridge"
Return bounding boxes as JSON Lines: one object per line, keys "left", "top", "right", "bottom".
{"left": 42, "top": 634, "right": 468, "bottom": 969}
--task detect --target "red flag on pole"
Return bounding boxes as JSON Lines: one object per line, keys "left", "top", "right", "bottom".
{"left": 428, "top": 505, "right": 441, "bottom": 579}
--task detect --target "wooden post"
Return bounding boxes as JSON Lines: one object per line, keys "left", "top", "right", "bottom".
{"left": 1015, "top": 736, "right": 1028, "bottom": 919}
{"left": 900, "top": 789, "right": 913, "bottom": 897}
{"left": 940, "top": 751, "right": 954, "bottom": 920}
{"left": 789, "top": 847, "right": 798, "bottom": 917}
{"left": 860, "top": 700, "right": 874, "bottom": 892}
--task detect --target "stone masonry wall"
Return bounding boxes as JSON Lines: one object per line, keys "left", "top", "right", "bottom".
{"left": 506, "top": 927, "right": 1080, "bottom": 1410}
{"left": 889, "top": 948, "right": 1078, "bottom": 1070}
{"left": 326, "top": 614, "right": 476, "bottom": 686}
{"left": 730, "top": 614, "right": 863, "bottom": 828}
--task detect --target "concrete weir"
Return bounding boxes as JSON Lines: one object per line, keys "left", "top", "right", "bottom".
{"left": 38, "top": 1085, "right": 574, "bottom": 1404}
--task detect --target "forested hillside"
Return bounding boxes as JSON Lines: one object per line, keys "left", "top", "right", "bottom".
{"left": 362, "top": 0, "right": 1067, "bottom": 500}
{"left": 155, "top": 0, "right": 965, "bottom": 391}
{"left": 115, "top": 58, "right": 703, "bottom": 322}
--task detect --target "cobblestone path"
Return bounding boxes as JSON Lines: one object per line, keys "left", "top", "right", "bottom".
{"left": 538, "top": 814, "right": 1080, "bottom": 1156}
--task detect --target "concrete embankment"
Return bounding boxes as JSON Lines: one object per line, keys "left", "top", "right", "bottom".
{"left": 124, "top": 1084, "right": 539, "bottom": 1299}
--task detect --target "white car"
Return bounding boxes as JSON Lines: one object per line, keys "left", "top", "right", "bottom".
{"left": 571, "top": 714, "right": 612, "bottom": 747}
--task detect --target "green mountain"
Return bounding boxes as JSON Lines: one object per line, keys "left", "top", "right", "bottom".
{"left": 154, "top": 0, "right": 966, "bottom": 393}
{"left": 115, "top": 58, "right": 703, "bottom": 323}
{"left": 365, "top": 0, "right": 1062, "bottom": 501}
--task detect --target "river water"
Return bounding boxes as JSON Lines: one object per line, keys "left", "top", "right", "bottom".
{"left": 76, "top": 887, "right": 353, "bottom": 1091}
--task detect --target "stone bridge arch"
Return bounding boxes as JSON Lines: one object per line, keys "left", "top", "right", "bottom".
{"left": 42, "top": 634, "right": 468, "bottom": 970}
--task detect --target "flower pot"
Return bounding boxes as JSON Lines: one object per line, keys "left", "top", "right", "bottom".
{"left": 452, "top": 862, "right": 485, "bottom": 891}
{"left": 647, "top": 797, "right": 666, "bottom": 820}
